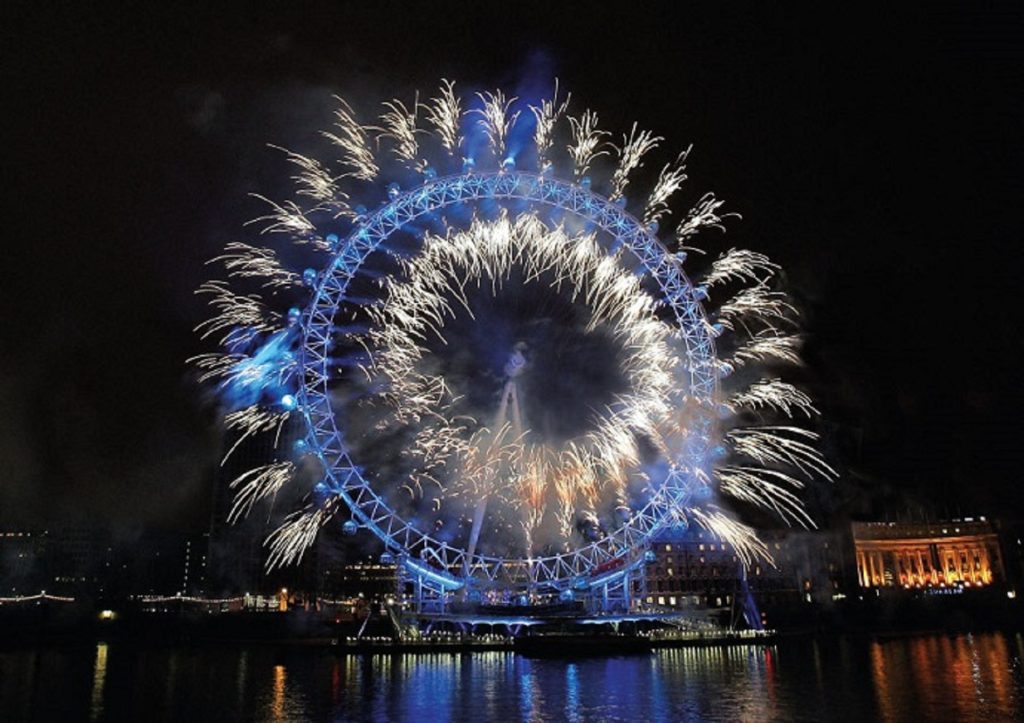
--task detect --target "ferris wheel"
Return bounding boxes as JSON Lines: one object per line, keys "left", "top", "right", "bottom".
{"left": 193, "top": 81, "right": 833, "bottom": 613}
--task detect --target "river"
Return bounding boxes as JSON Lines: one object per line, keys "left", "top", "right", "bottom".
{"left": 2, "top": 632, "right": 1022, "bottom": 721}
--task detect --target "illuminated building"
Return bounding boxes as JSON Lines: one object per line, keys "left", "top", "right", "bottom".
{"left": 319, "top": 561, "right": 397, "bottom": 602}
{"left": 852, "top": 519, "right": 1006, "bottom": 589}
{"left": 640, "top": 528, "right": 847, "bottom": 613}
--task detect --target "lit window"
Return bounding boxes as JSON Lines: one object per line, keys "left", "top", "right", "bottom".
{"left": 658, "top": 596, "right": 666, "bottom": 605}
{"left": 699, "top": 544, "right": 705, "bottom": 551}
{"left": 667, "top": 568, "right": 674, "bottom": 577}
{"left": 665, "top": 544, "right": 673, "bottom": 552}
{"left": 669, "top": 596, "right": 677, "bottom": 606}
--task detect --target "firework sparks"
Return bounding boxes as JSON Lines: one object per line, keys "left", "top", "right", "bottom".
{"left": 731, "top": 332, "right": 803, "bottom": 367}
{"left": 322, "top": 97, "right": 379, "bottom": 181}
{"left": 424, "top": 79, "right": 463, "bottom": 155}
{"left": 704, "top": 248, "right": 779, "bottom": 288}
{"left": 190, "top": 351, "right": 245, "bottom": 384}
{"left": 472, "top": 90, "right": 520, "bottom": 159}
{"left": 729, "top": 379, "right": 818, "bottom": 418}
{"left": 376, "top": 96, "right": 424, "bottom": 170}
{"left": 567, "top": 110, "right": 610, "bottom": 179}
{"left": 689, "top": 506, "right": 771, "bottom": 567}
{"left": 448, "top": 423, "right": 522, "bottom": 502}
{"left": 189, "top": 330, "right": 297, "bottom": 412}
{"left": 529, "top": 80, "right": 570, "bottom": 169}
{"left": 267, "top": 144, "right": 346, "bottom": 209}
{"left": 676, "top": 193, "right": 737, "bottom": 241}
{"left": 643, "top": 147, "right": 691, "bottom": 226}
{"left": 195, "top": 79, "right": 833, "bottom": 582}
{"left": 717, "top": 284, "right": 797, "bottom": 333}
{"left": 245, "top": 194, "right": 325, "bottom": 253}
{"left": 714, "top": 466, "right": 815, "bottom": 527}
{"left": 610, "top": 123, "right": 662, "bottom": 200}
{"left": 358, "top": 214, "right": 679, "bottom": 553}
{"left": 193, "top": 281, "right": 276, "bottom": 346}
{"left": 265, "top": 503, "right": 338, "bottom": 568}
{"left": 228, "top": 461, "right": 295, "bottom": 523}
{"left": 209, "top": 242, "right": 298, "bottom": 290}
{"left": 726, "top": 426, "right": 836, "bottom": 480}
{"left": 518, "top": 452, "right": 548, "bottom": 550}
{"left": 221, "top": 404, "right": 290, "bottom": 463}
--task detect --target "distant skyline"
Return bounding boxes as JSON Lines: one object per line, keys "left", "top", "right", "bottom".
{"left": 2, "top": 3, "right": 1021, "bottom": 532}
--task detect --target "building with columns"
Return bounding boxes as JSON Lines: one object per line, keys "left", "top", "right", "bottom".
{"left": 852, "top": 519, "right": 1005, "bottom": 590}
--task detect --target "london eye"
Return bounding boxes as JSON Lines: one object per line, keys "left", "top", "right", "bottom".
{"left": 193, "top": 80, "right": 834, "bottom": 615}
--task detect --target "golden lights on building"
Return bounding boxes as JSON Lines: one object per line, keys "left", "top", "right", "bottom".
{"left": 852, "top": 520, "right": 1005, "bottom": 590}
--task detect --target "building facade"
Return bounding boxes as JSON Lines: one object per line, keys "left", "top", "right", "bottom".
{"left": 639, "top": 526, "right": 848, "bottom": 618}
{"left": 852, "top": 519, "right": 1005, "bottom": 589}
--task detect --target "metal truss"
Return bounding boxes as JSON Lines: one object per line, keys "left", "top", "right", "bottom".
{"left": 298, "top": 170, "right": 719, "bottom": 594}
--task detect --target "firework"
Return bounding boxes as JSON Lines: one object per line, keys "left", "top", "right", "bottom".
{"left": 610, "top": 123, "right": 662, "bottom": 200}
{"left": 357, "top": 214, "right": 680, "bottom": 554}
{"left": 193, "top": 281, "right": 276, "bottom": 346}
{"left": 704, "top": 248, "right": 778, "bottom": 288}
{"left": 731, "top": 332, "right": 803, "bottom": 367}
{"left": 193, "top": 79, "right": 832, "bottom": 596}
{"left": 529, "top": 80, "right": 570, "bottom": 169}
{"left": 567, "top": 110, "right": 610, "bottom": 179}
{"left": 268, "top": 145, "right": 344, "bottom": 206}
{"left": 643, "top": 147, "right": 691, "bottom": 227}
{"left": 228, "top": 461, "right": 295, "bottom": 523}
{"left": 716, "top": 284, "right": 796, "bottom": 333}
{"left": 321, "top": 97, "right": 379, "bottom": 181}
{"left": 472, "top": 90, "right": 519, "bottom": 160}
{"left": 729, "top": 379, "right": 818, "bottom": 418}
{"left": 209, "top": 242, "right": 298, "bottom": 289}
{"left": 375, "top": 95, "right": 424, "bottom": 170}
{"left": 424, "top": 79, "right": 463, "bottom": 155}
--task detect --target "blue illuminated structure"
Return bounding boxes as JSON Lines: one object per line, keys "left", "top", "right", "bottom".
{"left": 195, "top": 81, "right": 832, "bottom": 625}
{"left": 296, "top": 170, "right": 717, "bottom": 613}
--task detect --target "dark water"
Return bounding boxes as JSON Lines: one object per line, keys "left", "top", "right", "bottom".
{"left": 2, "top": 633, "right": 1023, "bottom": 721}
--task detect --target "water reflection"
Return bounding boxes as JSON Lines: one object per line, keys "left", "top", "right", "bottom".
{"left": 870, "top": 632, "right": 1022, "bottom": 721}
{"left": 236, "top": 649, "right": 249, "bottom": 713}
{"left": 519, "top": 656, "right": 540, "bottom": 722}
{"left": 271, "top": 665, "right": 286, "bottom": 720}
{"left": 1, "top": 633, "right": 1021, "bottom": 721}
{"left": 89, "top": 643, "right": 107, "bottom": 722}
{"left": 564, "top": 663, "right": 579, "bottom": 722}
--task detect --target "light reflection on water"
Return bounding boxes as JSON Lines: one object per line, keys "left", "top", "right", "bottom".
{"left": 870, "top": 633, "right": 1020, "bottom": 721}
{"left": 89, "top": 643, "right": 106, "bottom": 722}
{"left": 0, "top": 633, "right": 1021, "bottom": 721}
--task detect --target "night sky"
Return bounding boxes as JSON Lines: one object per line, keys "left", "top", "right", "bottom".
{"left": 3, "top": 3, "right": 1021, "bottom": 533}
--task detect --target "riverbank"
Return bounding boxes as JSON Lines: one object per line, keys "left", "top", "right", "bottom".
{"left": 3, "top": 591, "right": 1021, "bottom": 652}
